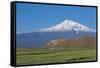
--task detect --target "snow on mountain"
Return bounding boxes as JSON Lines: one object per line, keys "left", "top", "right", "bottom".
{"left": 38, "top": 20, "right": 96, "bottom": 33}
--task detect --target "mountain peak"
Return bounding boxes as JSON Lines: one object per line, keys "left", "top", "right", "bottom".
{"left": 59, "top": 19, "right": 78, "bottom": 25}
{"left": 38, "top": 19, "right": 96, "bottom": 33}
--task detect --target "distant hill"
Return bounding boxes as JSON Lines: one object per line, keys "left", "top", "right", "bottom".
{"left": 45, "top": 36, "right": 96, "bottom": 49}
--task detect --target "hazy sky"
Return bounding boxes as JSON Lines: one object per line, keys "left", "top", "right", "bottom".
{"left": 16, "top": 3, "right": 97, "bottom": 33}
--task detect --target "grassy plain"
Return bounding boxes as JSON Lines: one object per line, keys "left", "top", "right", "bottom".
{"left": 16, "top": 48, "right": 96, "bottom": 65}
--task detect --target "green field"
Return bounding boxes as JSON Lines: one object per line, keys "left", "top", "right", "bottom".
{"left": 16, "top": 48, "right": 96, "bottom": 65}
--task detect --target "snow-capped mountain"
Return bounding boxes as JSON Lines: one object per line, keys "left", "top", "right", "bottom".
{"left": 16, "top": 19, "right": 96, "bottom": 48}
{"left": 38, "top": 20, "right": 95, "bottom": 34}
